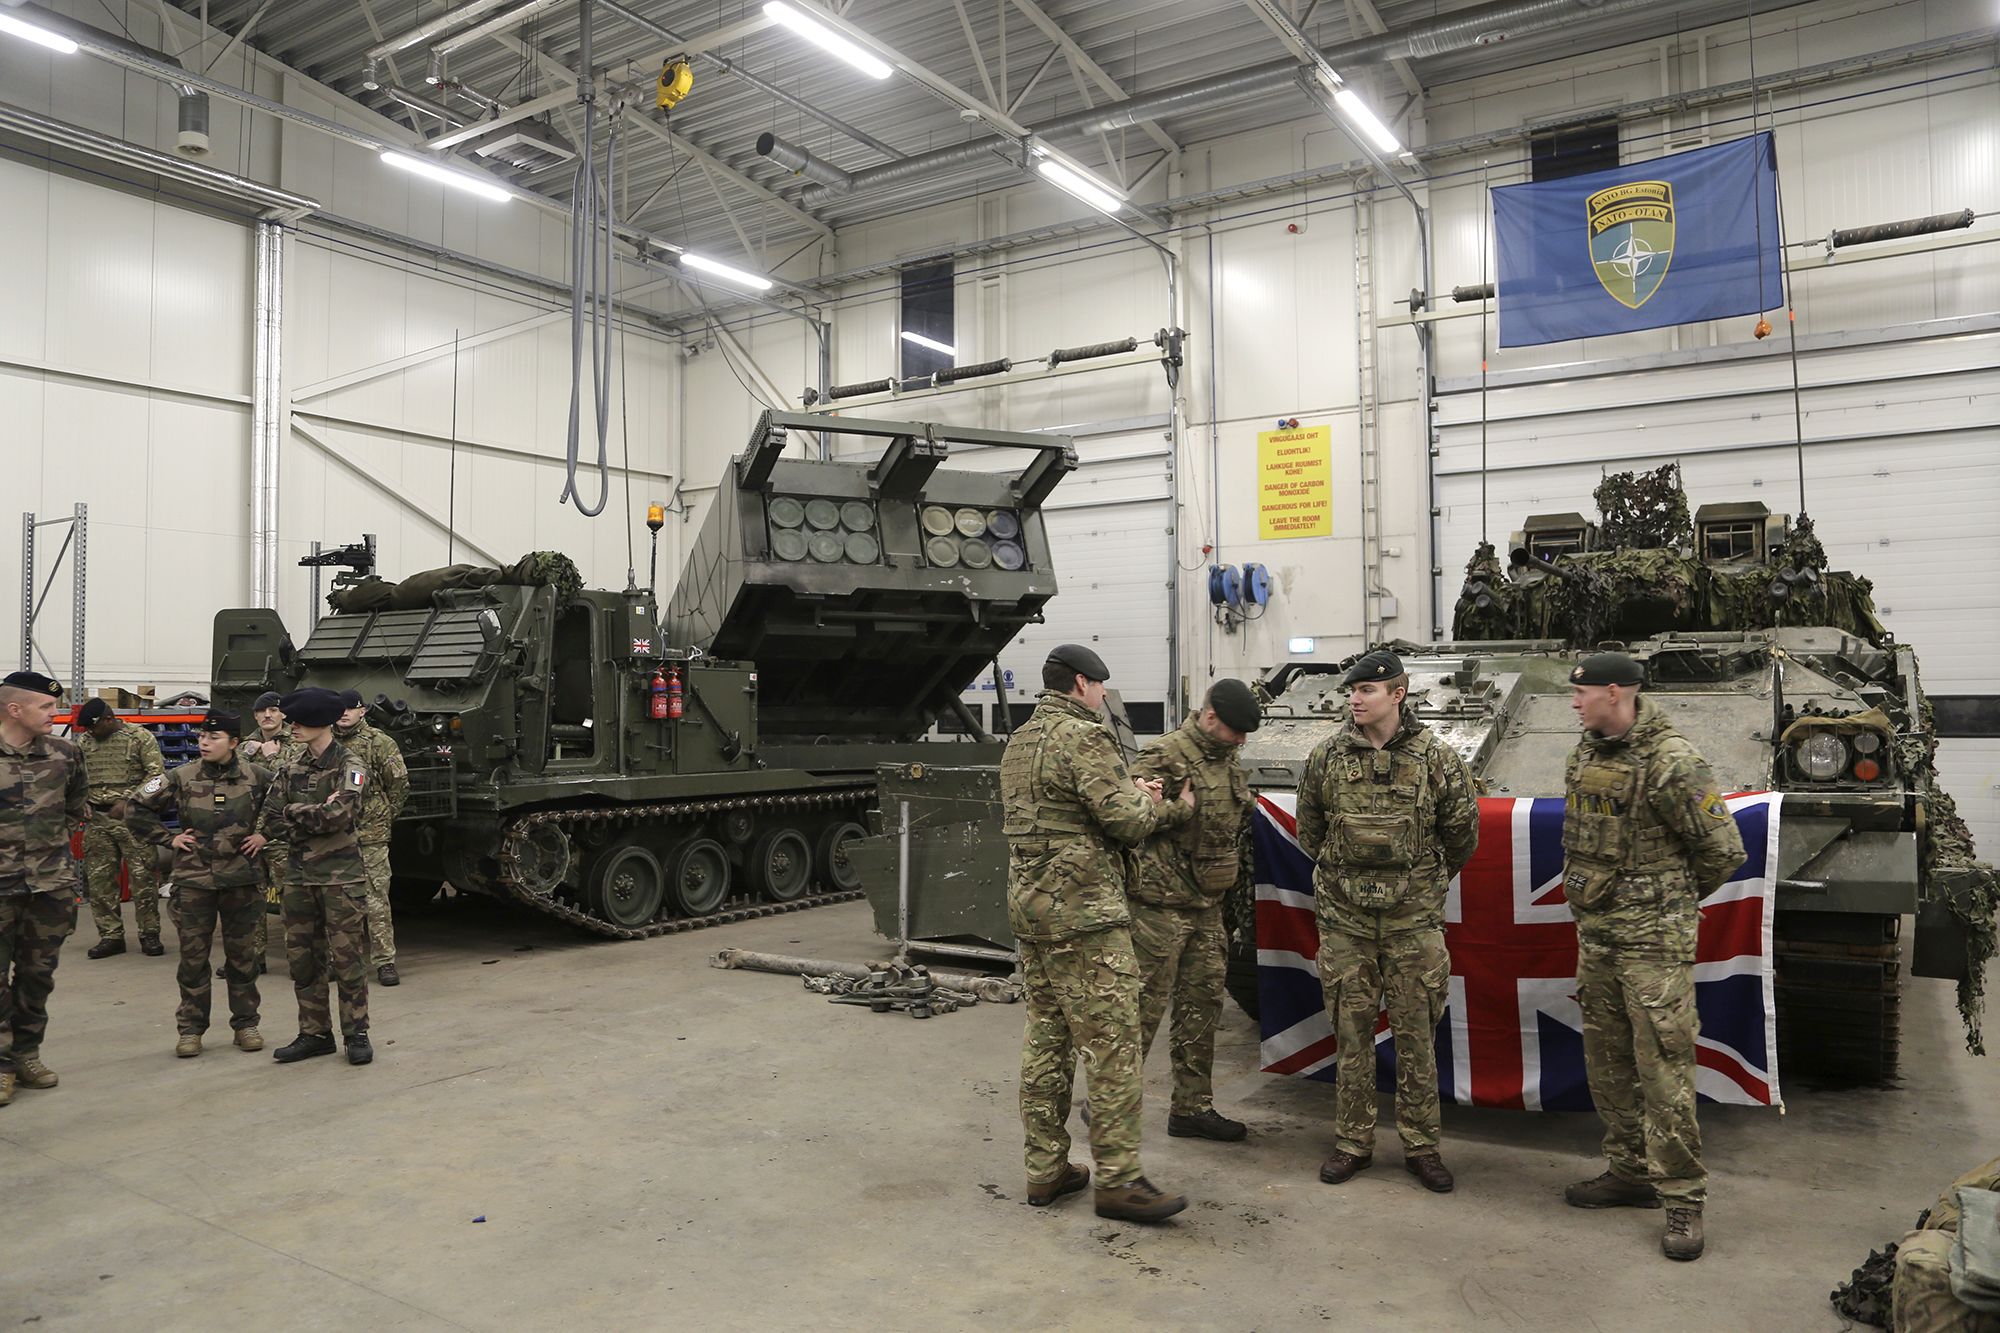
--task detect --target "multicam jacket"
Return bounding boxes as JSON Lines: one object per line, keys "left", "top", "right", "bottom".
{"left": 0, "top": 732, "right": 89, "bottom": 897}
{"left": 1296, "top": 704, "right": 1480, "bottom": 940}
{"left": 1001, "top": 691, "right": 1192, "bottom": 942}
{"left": 334, "top": 721, "right": 409, "bottom": 846}
{"left": 242, "top": 724, "right": 293, "bottom": 767}
{"left": 1562, "top": 696, "right": 1746, "bottom": 962}
{"left": 1127, "top": 713, "right": 1253, "bottom": 910}
{"left": 130, "top": 755, "right": 272, "bottom": 891}
{"left": 253, "top": 739, "right": 367, "bottom": 888}
{"left": 77, "top": 722, "right": 164, "bottom": 808}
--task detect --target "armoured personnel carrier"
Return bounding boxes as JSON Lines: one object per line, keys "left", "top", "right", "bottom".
{"left": 1232, "top": 470, "right": 1996, "bottom": 1083}
{"left": 209, "top": 410, "right": 1075, "bottom": 938}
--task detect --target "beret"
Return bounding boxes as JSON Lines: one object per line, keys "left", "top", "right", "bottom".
{"left": 1570, "top": 652, "right": 1645, "bottom": 687}
{"left": 1207, "top": 678, "right": 1261, "bottom": 734}
{"left": 1340, "top": 649, "right": 1405, "bottom": 687}
{"left": 199, "top": 709, "right": 241, "bottom": 734}
{"left": 338, "top": 688, "right": 364, "bottom": 710}
{"left": 253, "top": 691, "right": 283, "bottom": 711}
{"left": 280, "top": 687, "right": 346, "bottom": 727}
{"left": 1046, "top": 643, "right": 1110, "bottom": 683}
{"left": 75, "top": 697, "right": 113, "bottom": 725}
{"left": 2, "top": 670, "right": 63, "bottom": 697}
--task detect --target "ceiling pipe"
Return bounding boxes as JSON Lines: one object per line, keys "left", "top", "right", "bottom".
{"left": 755, "top": 132, "right": 854, "bottom": 191}
{"left": 363, "top": 0, "right": 519, "bottom": 64}
{"left": 381, "top": 83, "right": 469, "bottom": 129}
{"left": 594, "top": 0, "right": 903, "bottom": 162}
{"left": 786, "top": 0, "right": 1660, "bottom": 204}
{"left": 433, "top": 0, "right": 568, "bottom": 58}
{"left": 0, "top": 97, "right": 318, "bottom": 221}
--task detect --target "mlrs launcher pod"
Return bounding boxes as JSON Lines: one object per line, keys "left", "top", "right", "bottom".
{"left": 208, "top": 410, "right": 1078, "bottom": 940}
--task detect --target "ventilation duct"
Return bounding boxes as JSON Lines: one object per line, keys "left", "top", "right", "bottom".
{"left": 468, "top": 118, "right": 577, "bottom": 173}
{"left": 175, "top": 89, "right": 209, "bottom": 156}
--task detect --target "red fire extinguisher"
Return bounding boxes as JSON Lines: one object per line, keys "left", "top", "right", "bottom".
{"left": 648, "top": 669, "right": 669, "bottom": 720}
{"left": 666, "top": 664, "right": 685, "bottom": 720}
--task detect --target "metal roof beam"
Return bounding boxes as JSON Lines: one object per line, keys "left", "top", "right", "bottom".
{"left": 1343, "top": 0, "right": 1423, "bottom": 98}
{"left": 1006, "top": 0, "right": 1179, "bottom": 157}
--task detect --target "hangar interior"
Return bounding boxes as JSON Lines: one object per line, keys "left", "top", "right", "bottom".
{"left": 0, "top": 0, "right": 1995, "bottom": 1327}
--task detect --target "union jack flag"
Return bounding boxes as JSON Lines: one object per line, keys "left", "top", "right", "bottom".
{"left": 1250, "top": 792, "right": 1783, "bottom": 1110}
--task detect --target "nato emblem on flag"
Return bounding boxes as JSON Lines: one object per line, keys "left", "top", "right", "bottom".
{"left": 1494, "top": 131, "right": 1782, "bottom": 347}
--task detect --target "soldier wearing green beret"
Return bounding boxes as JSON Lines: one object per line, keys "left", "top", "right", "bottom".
{"left": 1297, "top": 649, "right": 1480, "bottom": 1195}
{"left": 1003, "top": 644, "right": 1195, "bottom": 1224}
{"left": 1560, "top": 651, "right": 1746, "bottom": 1263}
{"left": 0, "top": 671, "right": 88, "bottom": 1105}
{"left": 1125, "top": 678, "right": 1262, "bottom": 1143}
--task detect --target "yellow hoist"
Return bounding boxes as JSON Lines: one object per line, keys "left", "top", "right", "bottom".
{"left": 656, "top": 56, "right": 693, "bottom": 118}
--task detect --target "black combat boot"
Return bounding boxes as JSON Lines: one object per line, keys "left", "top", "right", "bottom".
{"left": 376, "top": 963, "right": 400, "bottom": 987}
{"left": 1168, "top": 1108, "right": 1248, "bottom": 1142}
{"left": 139, "top": 934, "right": 165, "bottom": 957}
{"left": 346, "top": 1034, "right": 373, "bottom": 1066}
{"left": 87, "top": 938, "right": 126, "bottom": 959}
{"left": 273, "top": 1033, "right": 337, "bottom": 1063}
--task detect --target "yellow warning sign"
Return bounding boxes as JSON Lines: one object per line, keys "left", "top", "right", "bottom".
{"left": 1257, "top": 424, "right": 1332, "bottom": 540}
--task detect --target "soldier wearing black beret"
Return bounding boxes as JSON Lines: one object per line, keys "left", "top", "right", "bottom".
{"left": 0, "top": 671, "right": 87, "bottom": 1103}
{"left": 1124, "top": 677, "right": 1264, "bottom": 1144}
{"left": 74, "top": 695, "right": 166, "bottom": 958}
{"left": 245, "top": 687, "right": 375, "bottom": 1066}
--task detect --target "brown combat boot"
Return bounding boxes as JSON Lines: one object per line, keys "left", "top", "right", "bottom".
{"left": 1318, "top": 1150, "right": 1372, "bottom": 1184}
{"left": 234, "top": 1027, "right": 264, "bottom": 1052}
{"left": 1026, "top": 1162, "right": 1090, "bottom": 1207}
{"left": 1662, "top": 1207, "right": 1705, "bottom": 1261}
{"left": 1565, "top": 1170, "right": 1661, "bottom": 1209}
{"left": 1405, "top": 1152, "right": 1455, "bottom": 1193}
{"left": 175, "top": 1033, "right": 202, "bottom": 1059}
{"left": 1094, "top": 1176, "right": 1188, "bottom": 1224}
{"left": 0, "top": 1070, "right": 14, "bottom": 1106}
{"left": 13, "top": 1053, "right": 57, "bottom": 1089}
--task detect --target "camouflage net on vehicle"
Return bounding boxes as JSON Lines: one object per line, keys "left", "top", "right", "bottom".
{"left": 1594, "top": 463, "right": 1691, "bottom": 551}
{"left": 328, "top": 552, "right": 585, "bottom": 614}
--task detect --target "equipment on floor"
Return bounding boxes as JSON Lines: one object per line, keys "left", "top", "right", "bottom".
{"left": 209, "top": 412, "right": 1075, "bottom": 940}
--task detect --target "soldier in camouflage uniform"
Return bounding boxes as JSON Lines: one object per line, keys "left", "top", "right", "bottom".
{"left": 335, "top": 691, "right": 409, "bottom": 986}
{"left": 1296, "top": 650, "right": 1480, "bottom": 1195}
{"left": 1126, "top": 678, "right": 1262, "bottom": 1144}
{"left": 130, "top": 710, "right": 270, "bottom": 1057}
{"left": 0, "top": 671, "right": 88, "bottom": 1106}
{"left": 1893, "top": 1156, "right": 2000, "bottom": 1332}
{"left": 1004, "top": 644, "right": 1194, "bottom": 1225}
{"left": 240, "top": 690, "right": 292, "bottom": 970}
{"left": 1559, "top": 652, "right": 1745, "bottom": 1263}
{"left": 75, "top": 697, "right": 166, "bottom": 957}
{"left": 244, "top": 687, "right": 374, "bottom": 1067}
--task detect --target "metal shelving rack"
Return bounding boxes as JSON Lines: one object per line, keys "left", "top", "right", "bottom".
{"left": 20, "top": 504, "right": 86, "bottom": 700}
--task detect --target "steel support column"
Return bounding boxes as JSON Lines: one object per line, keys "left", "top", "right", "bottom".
{"left": 251, "top": 222, "right": 284, "bottom": 609}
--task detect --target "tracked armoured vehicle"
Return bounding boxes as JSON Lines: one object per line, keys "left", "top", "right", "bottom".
{"left": 1231, "top": 471, "right": 1996, "bottom": 1083}
{"left": 209, "top": 411, "right": 1075, "bottom": 938}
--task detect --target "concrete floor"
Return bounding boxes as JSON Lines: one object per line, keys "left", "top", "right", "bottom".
{"left": 3, "top": 895, "right": 1992, "bottom": 1332}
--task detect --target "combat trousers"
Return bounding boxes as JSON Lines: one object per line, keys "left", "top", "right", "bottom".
{"left": 1894, "top": 1229, "right": 2000, "bottom": 1333}
{"left": 0, "top": 891, "right": 77, "bottom": 1070}
{"left": 174, "top": 884, "right": 262, "bottom": 1036}
{"left": 1018, "top": 925, "right": 1145, "bottom": 1189}
{"left": 1129, "top": 900, "right": 1227, "bottom": 1116}
{"left": 282, "top": 879, "right": 370, "bottom": 1039}
{"left": 1575, "top": 942, "right": 1705, "bottom": 1205}
{"left": 83, "top": 819, "right": 159, "bottom": 940}
{"left": 359, "top": 842, "right": 395, "bottom": 967}
{"left": 255, "top": 846, "right": 288, "bottom": 962}
{"left": 1316, "top": 926, "right": 1450, "bottom": 1157}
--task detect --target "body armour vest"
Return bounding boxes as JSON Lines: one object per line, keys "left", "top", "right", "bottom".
{"left": 1128, "top": 715, "right": 1250, "bottom": 908}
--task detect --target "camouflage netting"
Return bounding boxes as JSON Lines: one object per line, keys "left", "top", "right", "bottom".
{"left": 328, "top": 552, "right": 584, "bottom": 614}
{"left": 1594, "top": 463, "right": 1691, "bottom": 551}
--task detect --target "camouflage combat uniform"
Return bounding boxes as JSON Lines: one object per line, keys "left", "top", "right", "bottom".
{"left": 1894, "top": 1156, "right": 2000, "bottom": 1333}
{"left": 131, "top": 755, "right": 271, "bottom": 1037}
{"left": 1003, "top": 690, "right": 1191, "bottom": 1190}
{"left": 77, "top": 722, "right": 165, "bottom": 942}
{"left": 1562, "top": 696, "right": 1745, "bottom": 1208}
{"left": 0, "top": 731, "right": 88, "bottom": 1079}
{"left": 335, "top": 720, "right": 407, "bottom": 969}
{"left": 243, "top": 726, "right": 295, "bottom": 959}
{"left": 255, "top": 740, "right": 370, "bottom": 1040}
{"left": 1296, "top": 704, "right": 1479, "bottom": 1159}
{"left": 1127, "top": 713, "right": 1252, "bottom": 1116}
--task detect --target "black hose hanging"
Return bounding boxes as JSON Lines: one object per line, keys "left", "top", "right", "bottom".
{"left": 561, "top": 2, "right": 613, "bottom": 518}
{"left": 1048, "top": 337, "right": 1138, "bottom": 367}
{"left": 828, "top": 378, "right": 893, "bottom": 400}
{"left": 934, "top": 358, "right": 1012, "bottom": 384}
{"left": 1830, "top": 208, "right": 1975, "bottom": 249}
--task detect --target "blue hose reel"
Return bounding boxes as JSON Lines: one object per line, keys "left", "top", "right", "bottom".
{"left": 1207, "top": 562, "right": 1270, "bottom": 612}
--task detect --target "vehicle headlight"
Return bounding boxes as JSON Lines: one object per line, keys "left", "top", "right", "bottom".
{"left": 1795, "top": 733, "right": 1848, "bottom": 781}
{"left": 1850, "top": 731, "right": 1883, "bottom": 755}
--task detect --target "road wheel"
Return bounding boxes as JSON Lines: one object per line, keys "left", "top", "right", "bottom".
{"left": 814, "top": 821, "right": 866, "bottom": 893}
{"left": 668, "top": 837, "right": 733, "bottom": 916}
{"left": 749, "top": 828, "right": 813, "bottom": 903}
{"left": 589, "top": 838, "right": 665, "bottom": 928}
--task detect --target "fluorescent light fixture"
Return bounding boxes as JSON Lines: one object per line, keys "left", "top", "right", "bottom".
{"left": 1288, "top": 636, "right": 1316, "bottom": 654}
{"left": 1036, "top": 159, "right": 1125, "bottom": 216}
{"left": 1333, "top": 88, "right": 1403, "bottom": 155}
{"left": 763, "top": 2, "right": 891, "bottom": 80}
{"left": 899, "top": 330, "right": 956, "bottom": 358}
{"left": 681, "top": 251, "right": 774, "bottom": 291}
{"left": 0, "top": 12, "right": 80, "bottom": 53}
{"left": 380, "top": 151, "right": 511, "bottom": 203}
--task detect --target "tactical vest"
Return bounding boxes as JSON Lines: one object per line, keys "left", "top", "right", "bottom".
{"left": 1000, "top": 695, "right": 1098, "bottom": 843}
{"left": 1141, "top": 717, "right": 1249, "bottom": 898}
{"left": 1312, "top": 728, "right": 1443, "bottom": 911}
{"left": 1561, "top": 710, "right": 1687, "bottom": 912}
